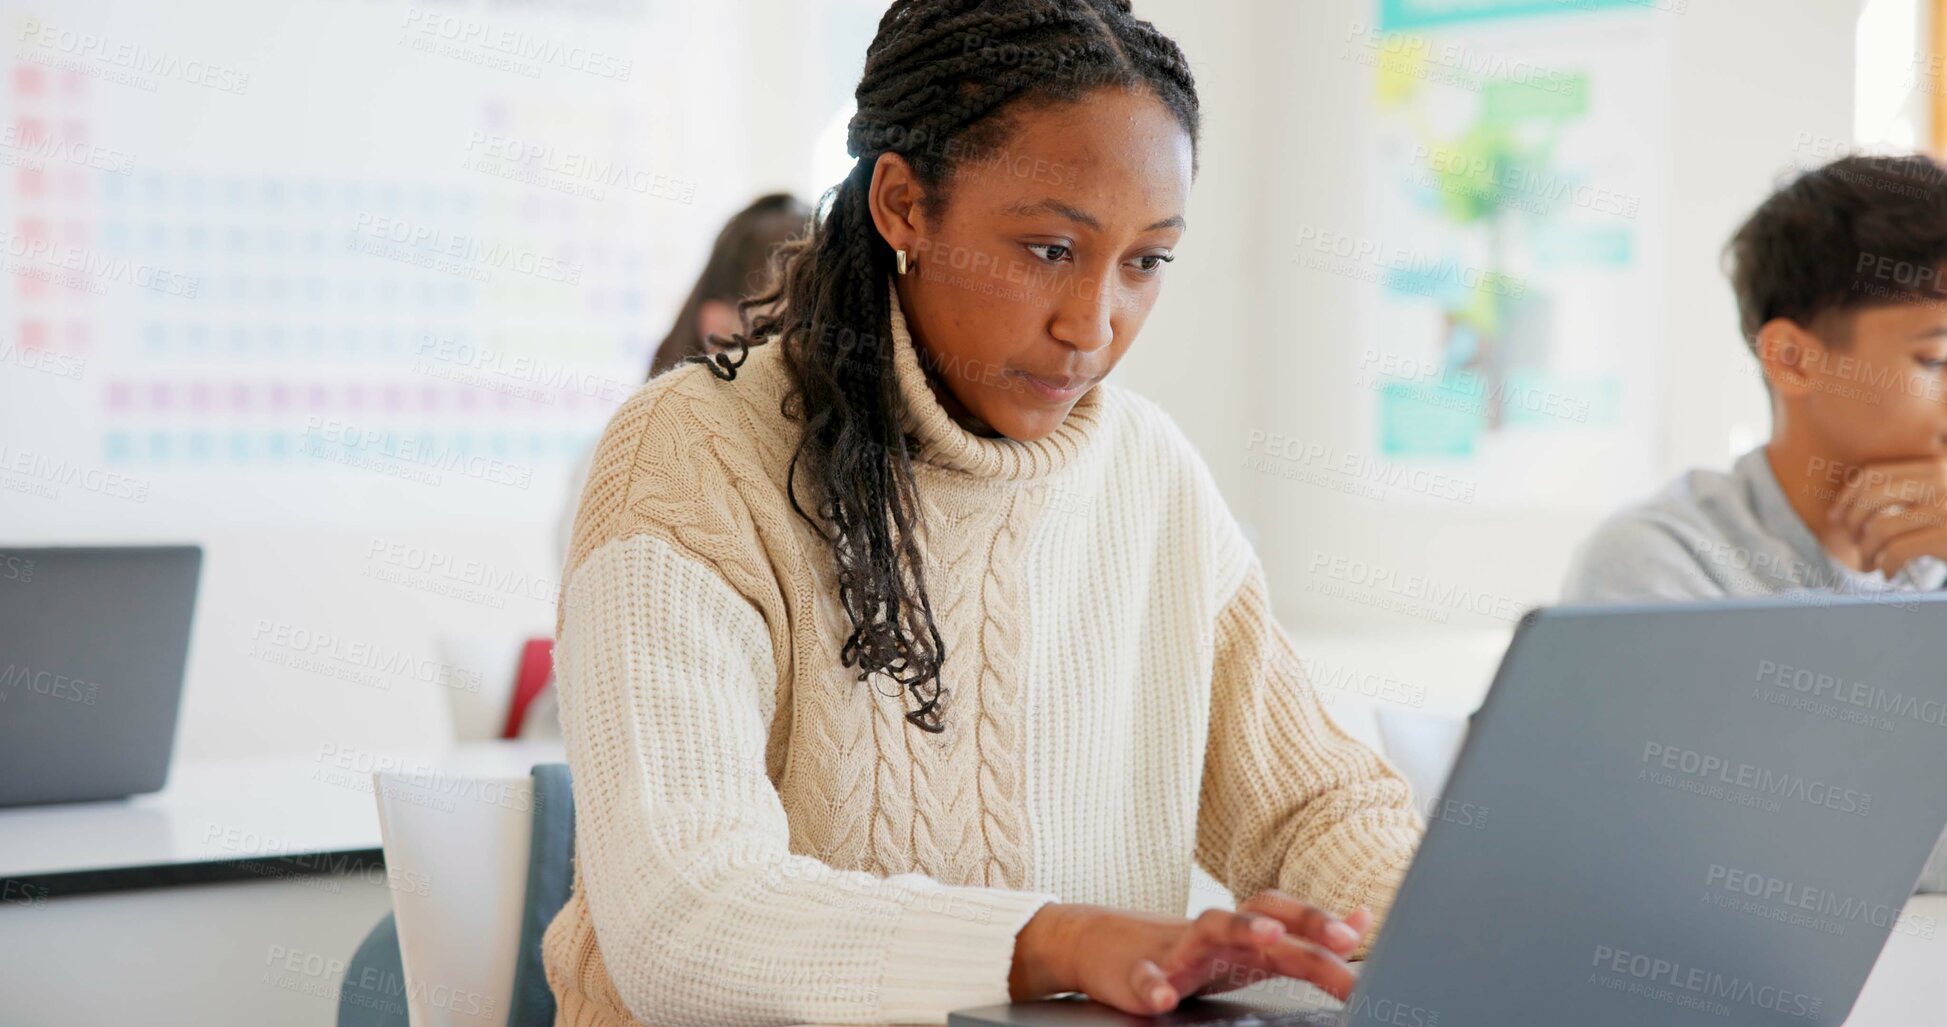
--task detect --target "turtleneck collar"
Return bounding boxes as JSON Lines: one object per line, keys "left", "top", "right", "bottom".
{"left": 886, "top": 278, "right": 1106, "bottom": 482}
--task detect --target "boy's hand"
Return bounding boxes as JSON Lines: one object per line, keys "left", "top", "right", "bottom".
{"left": 1829, "top": 459, "right": 1947, "bottom": 576}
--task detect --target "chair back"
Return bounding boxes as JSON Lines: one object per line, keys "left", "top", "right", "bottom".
{"left": 373, "top": 771, "right": 535, "bottom": 1027}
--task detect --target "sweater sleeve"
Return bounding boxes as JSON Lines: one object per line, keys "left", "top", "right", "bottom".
{"left": 1192, "top": 553, "right": 1425, "bottom": 962}
{"left": 556, "top": 531, "right": 1058, "bottom": 1027}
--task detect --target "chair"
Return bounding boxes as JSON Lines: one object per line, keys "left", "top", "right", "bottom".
{"left": 500, "top": 639, "right": 555, "bottom": 739}
{"left": 338, "top": 764, "right": 575, "bottom": 1027}
{"left": 432, "top": 635, "right": 556, "bottom": 742}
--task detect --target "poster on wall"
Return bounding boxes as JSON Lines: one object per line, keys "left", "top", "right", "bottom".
{"left": 1354, "top": 0, "right": 1675, "bottom": 508}
{"left": 0, "top": 0, "right": 749, "bottom": 534}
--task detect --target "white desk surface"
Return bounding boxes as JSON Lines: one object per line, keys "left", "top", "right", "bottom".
{"left": 7, "top": 736, "right": 1939, "bottom": 1024}
{"left": 0, "top": 739, "right": 563, "bottom": 884}
{"left": 799, "top": 896, "right": 1947, "bottom": 1026}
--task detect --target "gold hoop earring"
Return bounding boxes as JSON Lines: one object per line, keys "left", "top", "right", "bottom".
{"left": 895, "top": 249, "right": 909, "bottom": 275}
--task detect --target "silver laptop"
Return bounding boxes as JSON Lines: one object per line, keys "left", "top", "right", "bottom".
{"left": 952, "top": 593, "right": 1947, "bottom": 1026}
{"left": 0, "top": 545, "right": 201, "bottom": 806}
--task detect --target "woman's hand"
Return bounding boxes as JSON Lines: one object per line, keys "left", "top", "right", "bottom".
{"left": 1009, "top": 892, "right": 1372, "bottom": 1015}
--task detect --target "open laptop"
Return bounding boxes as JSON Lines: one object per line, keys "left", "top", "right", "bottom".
{"left": 0, "top": 545, "right": 202, "bottom": 806}
{"left": 952, "top": 592, "right": 1947, "bottom": 1026}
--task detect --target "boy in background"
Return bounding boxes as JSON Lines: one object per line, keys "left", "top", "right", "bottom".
{"left": 1562, "top": 153, "right": 1947, "bottom": 893}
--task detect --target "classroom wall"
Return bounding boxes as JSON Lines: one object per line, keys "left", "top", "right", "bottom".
{"left": 0, "top": 0, "right": 788, "bottom": 758}
{"left": 0, "top": 0, "right": 1890, "bottom": 760}
{"left": 1229, "top": 0, "right": 1863, "bottom": 638}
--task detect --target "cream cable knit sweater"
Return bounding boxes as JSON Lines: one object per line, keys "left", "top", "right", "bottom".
{"left": 542, "top": 283, "right": 1425, "bottom": 1027}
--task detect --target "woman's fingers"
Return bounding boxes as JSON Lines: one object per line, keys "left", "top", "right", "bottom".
{"left": 1166, "top": 932, "right": 1361, "bottom": 1004}
{"left": 1343, "top": 906, "right": 1373, "bottom": 946}
{"left": 1156, "top": 909, "right": 1279, "bottom": 995}
{"left": 1128, "top": 959, "right": 1176, "bottom": 1014}
{"left": 1154, "top": 902, "right": 1369, "bottom": 1004}
{"left": 1256, "top": 933, "right": 1361, "bottom": 1000}
{"left": 1239, "top": 891, "right": 1366, "bottom": 956}
{"left": 1168, "top": 908, "right": 1284, "bottom": 966}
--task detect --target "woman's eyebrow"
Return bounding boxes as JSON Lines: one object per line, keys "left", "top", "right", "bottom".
{"left": 998, "top": 198, "right": 1185, "bottom": 233}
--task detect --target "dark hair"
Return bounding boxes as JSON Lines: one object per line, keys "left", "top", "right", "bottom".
{"left": 1726, "top": 153, "right": 1947, "bottom": 352}
{"left": 683, "top": 0, "right": 1200, "bottom": 732}
{"left": 647, "top": 193, "right": 814, "bottom": 379}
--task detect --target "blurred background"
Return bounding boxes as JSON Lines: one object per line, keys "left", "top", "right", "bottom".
{"left": 0, "top": 0, "right": 1936, "bottom": 758}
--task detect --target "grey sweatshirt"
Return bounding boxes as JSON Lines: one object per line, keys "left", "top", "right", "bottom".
{"left": 1563, "top": 446, "right": 1947, "bottom": 894}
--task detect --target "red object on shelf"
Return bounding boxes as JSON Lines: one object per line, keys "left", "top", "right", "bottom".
{"left": 501, "top": 638, "right": 555, "bottom": 739}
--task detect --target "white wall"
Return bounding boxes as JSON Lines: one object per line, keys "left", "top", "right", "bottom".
{"left": 1109, "top": 0, "right": 1269, "bottom": 512}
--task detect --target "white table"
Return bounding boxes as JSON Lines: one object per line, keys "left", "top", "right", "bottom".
{"left": 0, "top": 740, "right": 562, "bottom": 1025}
{"left": 6, "top": 740, "right": 1937, "bottom": 1026}
{"left": 0, "top": 738, "right": 563, "bottom": 896}
{"left": 1847, "top": 897, "right": 1947, "bottom": 1025}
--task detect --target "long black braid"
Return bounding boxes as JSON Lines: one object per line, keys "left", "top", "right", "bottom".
{"left": 683, "top": 0, "right": 1200, "bottom": 732}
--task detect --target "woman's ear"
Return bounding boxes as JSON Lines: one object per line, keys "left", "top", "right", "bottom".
{"left": 866, "top": 151, "right": 924, "bottom": 258}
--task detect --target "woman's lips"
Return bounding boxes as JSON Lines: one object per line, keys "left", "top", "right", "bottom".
{"left": 1009, "top": 370, "right": 1094, "bottom": 402}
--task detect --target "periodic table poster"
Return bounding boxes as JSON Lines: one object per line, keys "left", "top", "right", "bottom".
{"left": 0, "top": 0, "right": 874, "bottom": 756}
{"left": 1, "top": 0, "right": 756, "bottom": 531}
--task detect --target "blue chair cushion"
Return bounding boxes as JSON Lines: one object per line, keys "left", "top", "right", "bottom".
{"left": 508, "top": 762, "right": 576, "bottom": 1027}
{"left": 337, "top": 911, "right": 410, "bottom": 1027}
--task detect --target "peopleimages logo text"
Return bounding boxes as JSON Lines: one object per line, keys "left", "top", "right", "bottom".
{"left": 1640, "top": 742, "right": 1872, "bottom": 815}
{"left": 1592, "top": 944, "right": 1821, "bottom": 1019}
{"left": 1706, "top": 863, "right": 1930, "bottom": 937}
{"left": 1755, "top": 659, "right": 1947, "bottom": 728}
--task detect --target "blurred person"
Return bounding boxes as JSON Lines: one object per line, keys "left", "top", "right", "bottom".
{"left": 558, "top": 191, "right": 813, "bottom": 566}
{"left": 543, "top": 1, "right": 1426, "bottom": 1024}
{"left": 645, "top": 192, "right": 817, "bottom": 379}
{"left": 1562, "top": 152, "right": 1947, "bottom": 894}
{"left": 512, "top": 195, "right": 812, "bottom": 741}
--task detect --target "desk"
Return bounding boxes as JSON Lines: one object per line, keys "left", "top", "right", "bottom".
{"left": 798, "top": 896, "right": 1947, "bottom": 1026}
{"left": 5, "top": 742, "right": 1938, "bottom": 1026}
{"left": 0, "top": 739, "right": 563, "bottom": 897}
{"left": 1847, "top": 896, "right": 1947, "bottom": 1025}
{"left": 0, "top": 740, "right": 562, "bottom": 1026}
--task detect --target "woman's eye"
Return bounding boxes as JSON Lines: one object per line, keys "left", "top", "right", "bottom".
{"left": 1919, "top": 357, "right": 1947, "bottom": 371}
{"left": 1026, "top": 243, "right": 1071, "bottom": 264}
{"left": 1129, "top": 253, "right": 1175, "bottom": 275}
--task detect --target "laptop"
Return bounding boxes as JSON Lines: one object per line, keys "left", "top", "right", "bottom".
{"left": 0, "top": 545, "right": 202, "bottom": 806}
{"left": 952, "top": 593, "right": 1947, "bottom": 1026}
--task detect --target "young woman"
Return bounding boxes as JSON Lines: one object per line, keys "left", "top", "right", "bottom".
{"left": 545, "top": 2, "right": 1424, "bottom": 1024}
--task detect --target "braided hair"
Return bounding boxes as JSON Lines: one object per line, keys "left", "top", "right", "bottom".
{"left": 683, "top": 0, "right": 1201, "bottom": 732}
